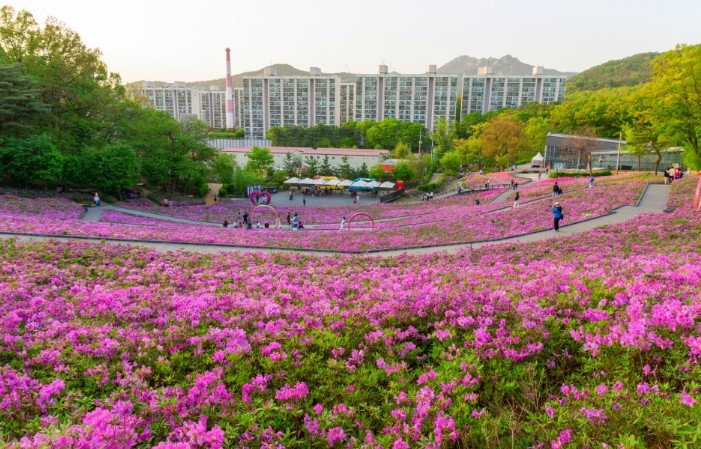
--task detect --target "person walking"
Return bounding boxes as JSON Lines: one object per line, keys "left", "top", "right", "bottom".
{"left": 286, "top": 212, "right": 291, "bottom": 226}
{"left": 339, "top": 216, "right": 347, "bottom": 231}
{"left": 552, "top": 201, "right": 563, "bottom": 232}
{"left": 93, "top": 192, "right": 101, "bottom": 207}
{"left": 513, "top": 191, "right": 520, "bottom": 208}
{"left": 289, "top": 191, "right": 294, "bottom": 201}
{"left": 303, "top": 198, "right": 306, "bottom": 207}
{"left": 588, "top": 176, "right": 595, "bottom": 188}
{"left": 292, "top": 212, "right": 299, "bottom": 231}
{"left": 243, "top": 212, "right": 249, "bottom": 225}
{"left": 552, "top": 182, "right": 560, "bottom": 197}
{"left": 275, "top": 215, "right": 281, "bottom": 229}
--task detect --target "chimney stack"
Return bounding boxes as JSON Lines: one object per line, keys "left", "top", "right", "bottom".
{"left": 225, "top": 48, "right": 234, "bottom": 130}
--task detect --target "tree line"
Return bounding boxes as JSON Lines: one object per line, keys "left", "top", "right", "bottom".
{"left": 0, "top": 6, "right": 241, "bottom": 198}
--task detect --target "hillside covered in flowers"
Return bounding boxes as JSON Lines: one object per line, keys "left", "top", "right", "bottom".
{"left": 0, "top": 176, "right": 700, "bottom": 448}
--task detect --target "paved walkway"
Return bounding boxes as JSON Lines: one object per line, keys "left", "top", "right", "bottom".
{"left": 95, "top": 205, "right": 223, "bottom": 226}
{"left": 80, "top": 205, "right": 104, "bottom": 222}
{"left": 3, "top": 184, "right": 669, "bottom": 257}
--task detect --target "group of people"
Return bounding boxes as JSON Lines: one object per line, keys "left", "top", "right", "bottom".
{"left": 421, "top": 192, "right": 435, "bottom": 201}
{"left": 663, "top": 166, "right": 683, "bottom": 185}
{"left": 222, "top": 210, "right": 283, "bottom": 230}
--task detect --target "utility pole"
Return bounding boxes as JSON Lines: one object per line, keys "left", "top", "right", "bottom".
{"left": 616, "top": 132, "right": 622, "bottom": 175}
{"left": 418, "top": 129, "right": 422, "bottom": 155}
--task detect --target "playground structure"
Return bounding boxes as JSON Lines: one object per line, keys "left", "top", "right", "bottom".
{"left": 249, "top": 190, "right": 272, "bottom": 205}
{"left": 347, "top": 212, "right": 375, "bottom": 231}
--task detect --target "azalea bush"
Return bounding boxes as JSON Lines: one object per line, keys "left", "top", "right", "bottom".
{"left": 1, "top": 177, "right": 700, "bottom": 448}
{"left": 0, "top": 173, "right": 652, "bottom": 252}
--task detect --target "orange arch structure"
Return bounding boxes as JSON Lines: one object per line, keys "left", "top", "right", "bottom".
{"left": 347, "top": 212, "right": 375, "bottom": 231}
{"left": 694, "top": 176, "right": 701, "bottom": 210}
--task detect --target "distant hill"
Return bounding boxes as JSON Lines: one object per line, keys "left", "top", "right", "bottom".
{"left": 128, "top": 64, "right": 309, "bottom": 90}
{"left": 437, "top": 55, "right": 576, "bottom": 77}
{"left": 565, "top": 52, "right": 659, "bottom": 92}
{"left": 126, "top": 55, "right": 579, "bottom": 91}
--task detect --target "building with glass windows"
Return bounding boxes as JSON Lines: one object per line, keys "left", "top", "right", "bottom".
{"left": 460, "top": 66, "right": 567, "bottom": 115}
{"left": 133, "top": 64, "right": 567, "bottom": 139}
{"left": 241, "top": 67, "right": 340, "bottom": 139}
{"left": 131, "top": 82, "right": 236, "bottom": 129}
{"left": 354, "top": 65, "right": 458, "bottom": 131}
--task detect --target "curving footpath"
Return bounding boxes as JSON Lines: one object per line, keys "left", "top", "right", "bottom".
{"left": 1, "top": 185, "right": 669, "bottom": 257}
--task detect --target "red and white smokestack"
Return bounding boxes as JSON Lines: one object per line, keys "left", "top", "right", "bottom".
{"left": 225, "top": 48, "right": 234, "bottom": 130}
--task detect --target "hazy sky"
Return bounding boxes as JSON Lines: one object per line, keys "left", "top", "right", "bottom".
{"left": 8, "top": 0, "right": 700, "bottom": 83}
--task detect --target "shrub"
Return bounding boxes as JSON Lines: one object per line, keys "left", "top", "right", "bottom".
{"left": 550, "top": 170, "right": 612, "bottom": 178}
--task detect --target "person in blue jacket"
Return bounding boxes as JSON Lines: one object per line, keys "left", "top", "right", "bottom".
{"left": 552, "top": 201, "right": 563, "bottom": 231}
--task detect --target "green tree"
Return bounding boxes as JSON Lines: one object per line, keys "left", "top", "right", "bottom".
{"left": 439, "top": 151, "right": 463, "bottom": 175}
{"left": 480, "top": 116, "right": 525, "bottom": 169}
{"left": 82, "top": 144, "right": 139, "bottom": 198}
{"left": 392, "top": 161, "right": 417, "bottom": 183}
{"left": 282, "top": 153, "right": 300, "bottom": 177}
{"left": 621, "top": 85, "right": 677, "bottom": 175}
{"left": 523, "top": 117, "right": 551, "bottom": 153}
{"left": 212, "top": 152, "right": 238, "bottom": 185}
{"left": 0, "top": 63, "right": 49, "bottom": 135}
{"left": 366, "top": 118, "right": 401, "bottom": 149}
{"left": 228, "top": 169, "right": 265, "bottom": 196}
{"left": 648, "top": 44, "right": 701, "bottom": 161}
{"left": 393, "top": 139, "right": 411, "bottom": 159}
{"left": 338, "top": 156, "right": 353, "bottom": 179}
{"left": 319, "top": 155, "right": 333, "bottom": 175}
{"left": 245, "top": 146, "right": 274, "bottom": 179}
{"left": 368, "top": 164, "right": 386, "bottom": 181}
{"left": 272, "top": 169, "right": 288, "bottom": 185}
{"left": 302, "top": 156, "right": 319, "bottom": 177}
{"left": 357, "top": 163, "right": 369, "bottom": 178}
{"left": 429, "top": 117, "right": 454, "bottom": 160}
{"left": 0, "top": 134, "right": 63, "bottom": 187}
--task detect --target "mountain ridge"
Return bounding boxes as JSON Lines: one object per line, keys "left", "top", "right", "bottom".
{"left": 126, "top": 55, "right": 578, "bottom": 90}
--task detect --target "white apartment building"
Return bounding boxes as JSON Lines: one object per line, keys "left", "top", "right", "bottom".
{"left": 461, "top": 66, "right": 567, "bottom": 115}
{"left": 134, "top": 65, "right": 566, "bottom": 139}
{"left": 242, "top": 67, "right": 340, "bottom": 139}
{"left": 354, "top": 65, "right": 458, "bottom": 131}
{"left": 131, "top": 82, "right": 242, "bottom": 129}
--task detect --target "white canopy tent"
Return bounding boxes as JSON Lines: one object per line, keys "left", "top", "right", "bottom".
{"left": 366, "top": 181, "right": 381, "bottom": 188}
{"left": 531, "top": 152, "right": 544, "bottom": 168}
{"left": 311, "top": 178, "right": 327, "bottom": 185}
{"left": 378, "top": 181, "right": 396, "bottom": 189}
{"left": 338, "top": 180, "right": 354, "bottom": 187}
{"left": 298, "top": 178, "right": 316, "bottom": 185}
{"left": 350, "top": 180, "right": 368, "bottom": 188}
{"left": 324, "top": 179, "right": 341, "bottom": 186}
{"left": 283, "top": 177, "right": 300, "bottom": 184}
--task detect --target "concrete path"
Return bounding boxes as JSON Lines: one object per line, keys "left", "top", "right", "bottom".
{"left": 2, "top": 184, "right": 669, "bottom": 257}
{"left": 80, "top": 206, "right": 104, "bottom": 222}
{"left": 100, "top": 205, "right": 222, "bottom": 226}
